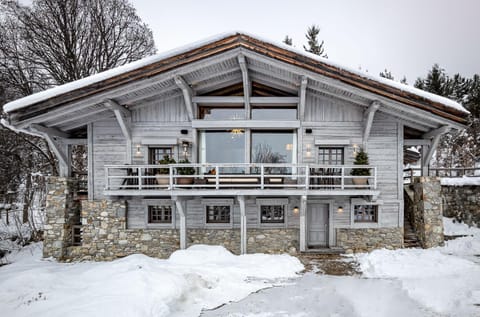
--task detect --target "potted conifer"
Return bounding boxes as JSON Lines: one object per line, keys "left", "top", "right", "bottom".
{"left": 155, "top": 155, "right": 176, "bottom": 186}
{"left": 177, "top": 159, "right": 195, "bottom": 185}
{"left": 351, "top": 148, "right": 370, "bottom": 186}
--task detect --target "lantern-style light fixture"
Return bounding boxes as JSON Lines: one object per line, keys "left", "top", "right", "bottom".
{"left": 134, "top": 144, "right": 144, "bottom": 159}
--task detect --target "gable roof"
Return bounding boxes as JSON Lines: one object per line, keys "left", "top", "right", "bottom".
{"left": 3, "top": 31, "right": 469, "bottom": 125}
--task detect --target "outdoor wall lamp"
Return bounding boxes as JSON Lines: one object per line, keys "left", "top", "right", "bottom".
{"left": 134, "top": 144, "right": 144, "bottom": 159}
{"left": 182, "top": 141, "right": 190, "bottom": 158}
{"left": 337, "top": 206, "right": 344, "bottom": 213}
{"left": 293, "top": 206, "right": 299, "bottom": 214}
{"left": 305, "top": 144, "right": 312, "bottom": 158}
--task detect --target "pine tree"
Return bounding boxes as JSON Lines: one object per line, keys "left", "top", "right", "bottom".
{"left": 379, "top": 69, "right": 394, "bottom": 80}
{"left": 303, "top": 25, "right": 327, "bottom": 58}
{"left": 283, "top": 35, "right": 293, "bottom": 46}
{"left": 400, "top": 76, "right": 408, "bottom": 85}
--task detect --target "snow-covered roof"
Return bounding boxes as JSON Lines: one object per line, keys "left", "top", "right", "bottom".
{"left": 3, "top": 31, "right": 470, "bottom": 117}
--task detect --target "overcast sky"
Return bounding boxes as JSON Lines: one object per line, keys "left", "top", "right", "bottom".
{"left": 131, "top": 0, "right": 480, "bottom": 84}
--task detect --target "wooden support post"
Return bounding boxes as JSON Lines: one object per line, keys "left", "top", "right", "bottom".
{"left": 105, "top": 99, "right": 132, "bottom": 163}
{"left": 238, "top": 195, "right": 247, "bottom": 254}
{"left": 362, "top": 101, "right": 381, "bottom": 149}
{"left": 299, "top": 195, "right": 307, "bottom": 252}
{"left": 299, "top": 76, "right": 307, "bottom": 121}
{"left": 238, "top": 54, "right": 251, "bottom": 119}
{"left": 87, "top": 123, "right": 94, "bottom": 200}
{"left": 174, "top": 198, "right": 187, "bottom": 250}
{"left": 174, "top": 75, "right": 195, "bottom": 121}
{"left": 422, "top": 125, "right": 450, "bottom": 175}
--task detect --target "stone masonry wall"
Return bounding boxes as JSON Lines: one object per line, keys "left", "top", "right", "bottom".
{"left": 67, "top": 200, "right": 180, "bottom": 261}
{"left": 336, "top": 228, "right": 403, "bottom": 253}
{"left": 43, "top": 177, "right": 80, "bottom": 259}
{"left": 188, "top": 228, "right": 299, "bottom": 255}
{"left": 442, "top": 185, "right": 480, "bottom": 228}
{"left": 63, "top": 200, "right": 299, "bottom": 261}
{"left": 412, "top": 177, "right": 444, "bottom": 248}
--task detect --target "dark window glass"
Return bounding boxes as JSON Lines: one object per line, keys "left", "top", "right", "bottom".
{"left": 318, "top": 147, "right": 344, "bottom": 165}
{"left": 354, "top": 205, "right": 378, "bottom": 223}
{"left": 149, "top": 147, "right": 173, "bottom": 164}
{"left": 260, "top": 205, "right": 285, "bottom": 223}
{"left": 148, "top": 205, "right": 172, "bottom": 223}
{"left": 206, "top": 205, "right": 231, "bottom": 223}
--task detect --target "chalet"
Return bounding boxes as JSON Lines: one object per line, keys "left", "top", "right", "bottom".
{"left": 2, "top": 32, "right": 469, "bottom": 260}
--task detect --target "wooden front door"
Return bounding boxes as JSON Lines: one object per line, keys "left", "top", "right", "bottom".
{"left": 307, "top": 204, "right": 329, "bottom": 247}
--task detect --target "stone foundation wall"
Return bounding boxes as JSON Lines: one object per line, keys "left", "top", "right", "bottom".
{"left": 336, "top": 227, "right": 403, "bottom": 253}
{"left": 61, "top": 200, "right": 299, "bottom": 261}
{"left": 188, "top": 228, "right": 298, "bottom": 255}
{"left": 412, "top": 177, "right": 444, "bottom": 248}
{"left": 442, "top": 185, "right": 480, "bottom": 227}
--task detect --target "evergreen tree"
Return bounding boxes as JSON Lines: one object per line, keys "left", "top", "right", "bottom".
{"left": 283, "top": 35, "right": 293, "bottom": 46}
{"left": 303, "top": 25, "right": 327, "bottom": 58}
{"left": 415, "top": 64, "right": 479, "bottom": 169}
{"left": 400, "top": 76, "right": 408, "bottom": 85}
{"left": 379, "top": 69, "right": 394, "bottom": 80}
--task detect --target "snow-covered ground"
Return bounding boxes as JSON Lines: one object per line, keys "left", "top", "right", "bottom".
{"left": 1, "top": 217, "right": 479, "bottom": 317}
{"left": 0, "top": 244, "right": 302, "bottom": 317}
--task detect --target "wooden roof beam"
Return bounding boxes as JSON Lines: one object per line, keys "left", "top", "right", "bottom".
{"left": 238, "top": 54, "right": 251, "bottom": 118}
{"left": 362, "top": 101, "right": 381, "bottom": 148}
{"left": 174, "top": 75, "right": 194, "bottom": 121}
{"left": 422, "top": 125, "right": 450, "bottom": 174}
{"left": 105, "top": 99, "right": 132, "bottom": 163}
{"left": 29, "top": 124, "right": 70, "bottom": 176}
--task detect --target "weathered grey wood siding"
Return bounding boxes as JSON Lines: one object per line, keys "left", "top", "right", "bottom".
{"left": 126, "top": 197, "right": 300, "bottom": 229}
{"left": 92, "top": 119, "right": 127, "bottom": 200}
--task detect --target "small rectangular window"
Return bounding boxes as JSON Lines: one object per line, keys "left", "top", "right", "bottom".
{"left": 260, "top": 205, "right": 285, "bottom": 223}
{"left": 354, "top": 205, "right": 378, "bottom": 223}
{"left": 318, "top": 147, "right": 344, "bottom": 165}
{"left": 149, "top": 147, "right": 173, "bottom": 164}
{"left": 206, "top": 205, "right": 231, "bottom": 223}
{"left": 148, "top": 205, "right": 172, "bottom": 223}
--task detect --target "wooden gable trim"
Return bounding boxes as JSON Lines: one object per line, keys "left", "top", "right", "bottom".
{"left": 10, "top": 33, "right": 468, "bottom": 126}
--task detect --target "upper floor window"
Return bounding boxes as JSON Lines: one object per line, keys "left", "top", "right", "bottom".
{"left": 251, "top": 106, "right": 297, "bottom": 120}
{"left": 199, "top": 106, "right": 245, "bottom": 120}
{"left": 149, "top": 147, "right": 173, "bottom": 164}
{"left": 318, "top": 147, "right": 344, "bottom": 165}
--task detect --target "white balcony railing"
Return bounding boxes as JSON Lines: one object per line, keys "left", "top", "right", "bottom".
{"left": 104, "top": 163, "right": 377, "bottom": 192}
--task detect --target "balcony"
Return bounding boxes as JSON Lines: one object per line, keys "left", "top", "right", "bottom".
{"left": 104, "top": 163, "right": 379, "bottom": 197}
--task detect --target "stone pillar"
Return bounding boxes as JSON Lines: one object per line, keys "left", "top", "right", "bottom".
{"left": 413, "top": 176, "right": 444, "bottom": 248}
{"left": 43, "top": 176, "right": 77, "bottom": 259}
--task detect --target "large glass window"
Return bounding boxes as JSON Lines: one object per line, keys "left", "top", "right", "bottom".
{"left": 199, "top": 106, "right": 245, "bottom": 120}
{"left": 199, "top": 130, "right": 245, "bottom": 173}
{"left": 251, "top": 131, "right": 294, "bottom": 164}
{"left": 251, "top": 106, "right": 297, "bottom": 120}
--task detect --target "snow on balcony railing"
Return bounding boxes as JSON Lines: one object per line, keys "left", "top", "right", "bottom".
{"left": 104, "top": 163, "right": 377, "bottom": 192}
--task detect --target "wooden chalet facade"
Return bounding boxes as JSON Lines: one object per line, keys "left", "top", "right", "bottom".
{"left": 3, "top": 32, "right": 469, "bottom": 260}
